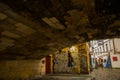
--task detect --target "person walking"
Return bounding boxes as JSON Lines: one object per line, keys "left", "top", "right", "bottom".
{"left": 68, "top": 51, "right": 74, "bottom": 67}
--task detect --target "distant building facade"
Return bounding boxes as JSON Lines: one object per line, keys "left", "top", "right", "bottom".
{"left": 90, "top": 38, "right": 120, "bottom": 68}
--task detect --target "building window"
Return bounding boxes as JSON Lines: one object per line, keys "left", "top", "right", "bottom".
{"left": 94, "top": 52, "right": 95, "bottom": 56}
{"left": 96, "top": 49, "right": 98, "bottom": 55}
{"left": 94, "top": 41, "right": 96, "bottom": 45}
{"left": 103, "top": 45, "right": 105, "bottom": 53}
{"left": 95, "top": 49, "right": 96, "bottom": 54}
{"left": 106, "top": 44, "right": 108, "bottom": 52}
{"left": 104, "top": 59, "right": 106, "bottom": 63}
{"left": 98, "top": 48, "right": 100, "bottom": 54}
{"left": 100, "top": 47, "right": 102, "bottom": 54}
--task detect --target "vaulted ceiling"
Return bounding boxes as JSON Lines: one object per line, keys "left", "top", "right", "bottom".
{"left": 0, "top": 0, "right": 120, "bottom": 60}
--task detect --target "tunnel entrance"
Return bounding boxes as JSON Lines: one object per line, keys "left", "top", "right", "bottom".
{"left": 52, "top": 43, "right": 91, "bottom": 74}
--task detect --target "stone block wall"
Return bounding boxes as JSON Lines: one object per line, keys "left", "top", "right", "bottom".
{"left": 0, "top": 60, "right": 44, "bottom": 80}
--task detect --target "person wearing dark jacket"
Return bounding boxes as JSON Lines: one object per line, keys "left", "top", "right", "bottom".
{"left": 68, "top": 51, "right": 74, "bottom": 67}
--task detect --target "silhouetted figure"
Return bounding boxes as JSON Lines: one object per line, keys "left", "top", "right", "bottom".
{"left": 68, "top": 51, "right": 74, "bottom": 67}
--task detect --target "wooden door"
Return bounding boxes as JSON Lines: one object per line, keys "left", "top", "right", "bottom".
{"left": 46, "top": 56, "right": 51, "bottom": 74}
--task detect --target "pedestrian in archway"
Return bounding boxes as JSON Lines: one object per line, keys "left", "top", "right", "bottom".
{"left": 68, "top": 51, "right": 74, "bottom": 67}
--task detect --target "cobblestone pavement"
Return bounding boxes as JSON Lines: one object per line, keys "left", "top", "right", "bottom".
{"left": 32, "top": 74, "right": 92, "bottom": 80}
{"left": 92, "top": 68, "right": 120, "bottom": 80}
{"left": 32, "top": 68, "right": 120, "bottom": 80}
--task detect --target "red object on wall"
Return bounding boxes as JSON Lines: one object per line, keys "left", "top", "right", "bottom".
{"left": 112, "top": 56, "right": 118, "bottom": 61}
{"left": 46, "top": 56, "right": 51, "bottom": 74}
